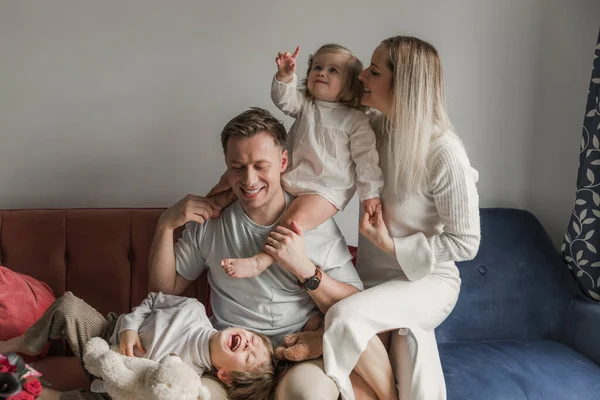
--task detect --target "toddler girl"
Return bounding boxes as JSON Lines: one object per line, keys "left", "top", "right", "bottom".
{"left": 217, "top": 44, "right": 384, "bottom": 279}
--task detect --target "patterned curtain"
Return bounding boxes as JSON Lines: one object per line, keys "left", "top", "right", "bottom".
{"left": 562, "top": 30, "right": 600, "bottom": 301}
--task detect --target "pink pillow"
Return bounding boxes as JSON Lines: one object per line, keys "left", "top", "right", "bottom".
{"left": 0, "top": 266, "right": 56, "bottom": 359}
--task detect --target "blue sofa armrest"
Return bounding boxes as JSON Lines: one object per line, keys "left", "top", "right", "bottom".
{"left": 558, "top": 298, "right": 600, "bottom": 365}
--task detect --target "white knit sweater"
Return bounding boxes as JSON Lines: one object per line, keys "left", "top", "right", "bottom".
{"left": 356, "top": 127, "right": 481, "bottom": 287}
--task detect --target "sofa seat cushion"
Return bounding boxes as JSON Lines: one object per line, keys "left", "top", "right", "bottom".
{"left": 30, "top": 356, "right": 90, "bottom": 392}
{"left": 440, "top": 340, "right": 600, "bottom": 400}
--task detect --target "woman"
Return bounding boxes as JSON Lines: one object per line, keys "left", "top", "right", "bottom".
{"left": 323, "top": 36, "right": 481, "bottom": 400}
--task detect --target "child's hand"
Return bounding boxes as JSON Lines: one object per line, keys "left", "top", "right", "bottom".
{"left": 275, "top": 46, "right": 300, "bottom": 83}
{"left": 119, "top": 330, "right": 146, "bottom": 357}
{"left": 362, "top": 197, "right": 381, "bottom": 218}
{"left": 360, "top": 204, "right": 394, "bottom": 254}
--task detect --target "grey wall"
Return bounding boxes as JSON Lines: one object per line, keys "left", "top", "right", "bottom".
{"left": 1, "top": 0, "right": 598, "bottom": 245}
{"left": 528, "top": 2, "right": 600, "bottom": 246}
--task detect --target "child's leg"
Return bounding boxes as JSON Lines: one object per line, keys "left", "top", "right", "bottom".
{"left": 221, "top": 194, "right": 338, "bottom": 278}
{"left": 352, "top": 333, "right": 399, "bottom": 400}
{"left": 0, "top": 292, "right": 116, "bottom": 360}
{"left": 206, "top": 172, "right": 237, "bottom": 212}
{"left": 208, "top": 189, "right": 236, "bottom": 213}
{"left": 278, "top": 194, "right": 339, "bottom": 232}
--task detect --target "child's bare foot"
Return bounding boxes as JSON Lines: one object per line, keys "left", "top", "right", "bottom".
{"left": 221, "top": 255, "right": 270, "bottom": 278}
{"left": 0, "top": 335, "right": 40, "bottom": 356}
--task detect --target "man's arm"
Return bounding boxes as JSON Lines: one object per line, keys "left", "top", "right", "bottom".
{"left": 264, "top": 222, "right": 359, "bottom": 314}
{"left": 299, "top": 261, "right": 359, "bottom": 315}
{"left": 148, "top": 223, "right": 192, "bottom": 295}
{"left": 148, "top": 194, "right": 219, "bottom": 295}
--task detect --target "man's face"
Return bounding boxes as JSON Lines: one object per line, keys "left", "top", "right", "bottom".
{"left": 225, "top": 131, "right": 288, "bottom": 220}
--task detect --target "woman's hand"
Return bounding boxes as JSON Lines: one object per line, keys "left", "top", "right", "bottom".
{"left": 276, "top": 46, "right": 300, "bottom": 83}
{"left": 264, "top": 221, "right": 314, "bottom": 279}
{"left": 119, "top": 330, "right": 146, "bottom": 357}
{"left": 359, "top": 205, "right": 394, "bottom": 254}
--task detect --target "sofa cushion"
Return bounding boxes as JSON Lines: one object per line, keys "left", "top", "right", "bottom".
{"left": 440, "top": 340, "right": 600, "bottom": 400}
{"left": 437, "top": 209, "right": 576, "bottom": 343}
{"left": 0, "top": 266, "right": 55, "bottom": 359}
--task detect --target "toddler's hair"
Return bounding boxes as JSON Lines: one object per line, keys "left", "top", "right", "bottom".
{"left": 303, "top": 43, "right": 364, "bottom": 109}
{"left": 214, "top": 331, "right": 278, "bottom": 400}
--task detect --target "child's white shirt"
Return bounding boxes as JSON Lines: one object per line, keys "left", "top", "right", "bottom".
{"left": 271, "top": 74, "right": 384, "bottom": 210}
{"left": 109, "top": 292, "right": 215, "bottom": 375}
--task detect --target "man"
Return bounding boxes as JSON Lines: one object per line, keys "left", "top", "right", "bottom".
{"left": 149, "top": 107, "right": 363, "bottom": 399}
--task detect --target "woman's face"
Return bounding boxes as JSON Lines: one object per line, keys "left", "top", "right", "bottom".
{"left": 358, "top": 45, "right": 394, "bottom": 115}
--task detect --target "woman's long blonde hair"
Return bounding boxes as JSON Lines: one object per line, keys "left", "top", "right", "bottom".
{"left": 380, "top": 36, "right": 453, "bottom": 194}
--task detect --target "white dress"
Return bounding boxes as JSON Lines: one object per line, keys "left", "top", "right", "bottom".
{"left": 271, "top": 74, "right": 384, "bottom": 210}
{"left": 323, "top": 128, "right": 481, "bottom": 400}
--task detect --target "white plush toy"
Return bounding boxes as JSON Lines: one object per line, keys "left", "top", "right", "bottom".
{"left": 83, "top": 337, "right": 210, "bottom": 400}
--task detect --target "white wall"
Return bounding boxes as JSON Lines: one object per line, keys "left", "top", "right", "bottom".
{"left": 1, "top": 0, "right": 598, "bottom": 245}
{"left": 528, "top": 2, "right": 600, "bottom": 246}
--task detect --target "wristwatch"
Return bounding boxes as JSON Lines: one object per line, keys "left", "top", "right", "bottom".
{"left": 297, "top": 268, "right": 322, "bottom": 291}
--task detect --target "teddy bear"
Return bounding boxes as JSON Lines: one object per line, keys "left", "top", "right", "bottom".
{"left": 83, "top": 337, "right": 210, "bottom": 400}
{"left": 275, "top": 313, "right": 324, "bottom": 362}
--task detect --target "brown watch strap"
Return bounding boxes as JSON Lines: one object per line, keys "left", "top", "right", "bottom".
{"left": 297, "top": 268, "right": 322, "bottom": 289}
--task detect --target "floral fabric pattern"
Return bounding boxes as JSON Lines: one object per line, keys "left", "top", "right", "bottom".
{"left": 562, "top": 30, "right": 600, "bottom": 301}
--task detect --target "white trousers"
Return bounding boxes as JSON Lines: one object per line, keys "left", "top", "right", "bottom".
{"left": 323, "top": 270, "right": 460, "bottom": 400}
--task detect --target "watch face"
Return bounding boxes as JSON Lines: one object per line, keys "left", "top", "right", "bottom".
{"left": 305, "top": 277, "right": 320, "bottom": 291}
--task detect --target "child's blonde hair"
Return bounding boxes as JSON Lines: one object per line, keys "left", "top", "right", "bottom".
{"left": 302, "top": 43, "right": 364, "bottom": 109}
{"left": 212, "top": 331, "right": 277, "bottom": 400}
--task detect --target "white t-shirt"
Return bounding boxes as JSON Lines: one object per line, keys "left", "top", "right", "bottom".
{"left": 174, "top": 192, "right": 364, "bottom": 343}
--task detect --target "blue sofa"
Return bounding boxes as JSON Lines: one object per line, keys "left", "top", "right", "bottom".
{"left": 437, "top": 208, "right": 600, "bottom": 400}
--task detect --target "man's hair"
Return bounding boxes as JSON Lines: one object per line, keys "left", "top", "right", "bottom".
{"left": 220, "top": 107, "right": 287, "bottom": 152}
{"left": 211, "top": 331, "right": 278, "bottom": 400}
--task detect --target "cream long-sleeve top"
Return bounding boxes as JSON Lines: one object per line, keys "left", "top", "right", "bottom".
{"left": 109, "top": 292, "right": 215, "bottom": 375}
{"left": 271, "top": 74, "right": 384, "bottom": 210}
{"left": 357, "top": 124, "right": 481, "bottom": 287}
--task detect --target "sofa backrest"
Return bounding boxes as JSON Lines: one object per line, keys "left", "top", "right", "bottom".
{"left": 436, "top": 208, "right": 576, "bottom": 343}
{"left": 1, "top": 207, "right": 577, "bottom": 348}
{"left": 0, "top": 209, "right": 210, "bottom": 319}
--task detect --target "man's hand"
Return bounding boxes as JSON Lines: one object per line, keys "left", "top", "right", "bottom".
{"left": 275, "top": 46, "right": 300, "bottom": 83}
{"left": 158, "top": 194, "right": 221, "bottom": 231}
{"left": 360, "top": 204, "right": 394, "bottom": 254}
{"left": 119, "top": 330, "right": 146, "bottom": 357}
{"left": 263, "top": 221, "right": 314, "bottom": 279}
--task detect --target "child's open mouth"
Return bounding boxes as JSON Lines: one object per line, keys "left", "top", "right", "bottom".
{"left": 230, "top": 334, "right": 242, "bottom": 351}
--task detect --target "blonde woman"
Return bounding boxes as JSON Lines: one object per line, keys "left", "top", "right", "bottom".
{"left": 323, "top": 36, "right": 481, "bottom": 400}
